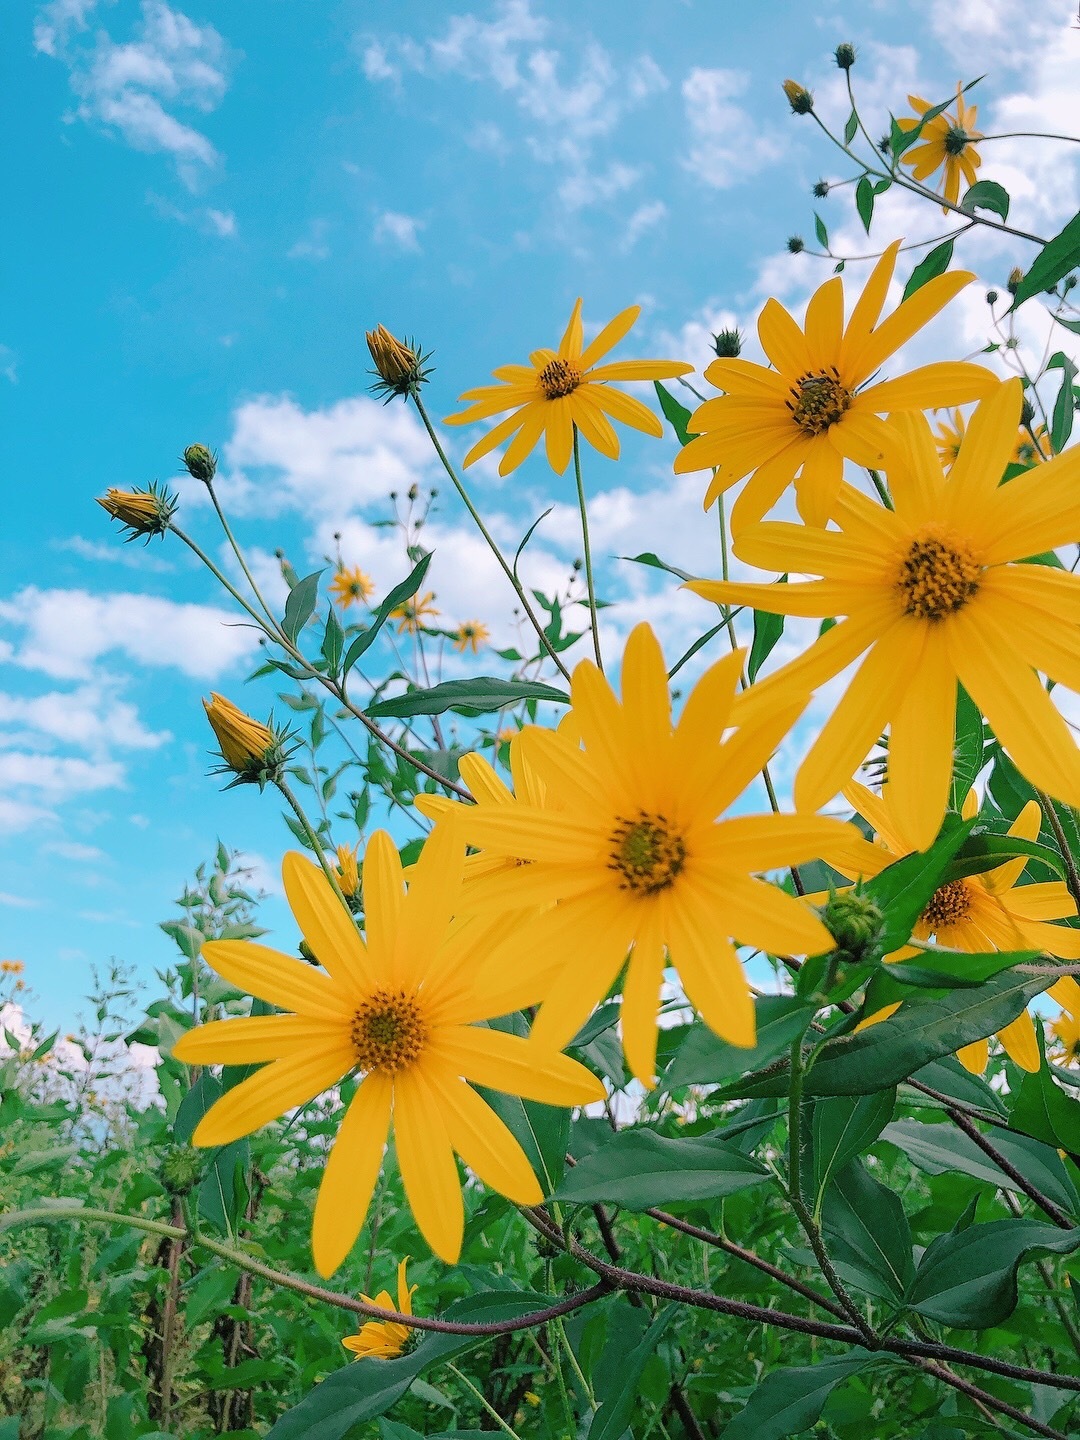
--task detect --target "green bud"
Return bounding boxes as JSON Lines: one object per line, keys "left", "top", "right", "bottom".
{"left": 712, "top": 328, "right": 743, "bottom": 358}
{"left": 813, "top": 179, "right": 830, "bottom": 198}
{"left": 985, "top": 289, "right": 999, "bottom": 305}
{"left": 1020, "top": 398, "right": 1036, "bottom": 426}
{"left": 822, "top": 890, "right": 884, "bottom": 960}
{"left": 787, "top": 235, "right": 805, "bottom": 254}
{"left": 183, "top": 443, "right": 217, "bottom": 484}
{"left": 834, "top": 43, "right": 857, "bottom": 70}
{"left": 161, "top": 1144, "right": 202, "bottom": 1195}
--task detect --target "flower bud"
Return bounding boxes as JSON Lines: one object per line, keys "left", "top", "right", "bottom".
{"left": 782, "top": 79, "right": 814, "bottom": 115}
{"left": 1007, "top": 266, "right": 1025, "bottom": 295}
{"left": 366, "top": 324, "right": 431, "bottom": 401}
{"left": 834, "top": 42, "right": 856, "bottom": 70}
{"left": 182, "top": 443, "right": 217, "bottom": 484}
{"left": 821, "top": 890, "right": 884, "bottom": 962}
{"left": 712, "top": 328, "right": 743, "bottom": 358}
{"left": 203, "top": 692, "right": 291, "bottom": 790}
{"left": 161, "top": 1144, "right": 202, "bottom": 1195}
{"left": 985, "top": 289, "right": 998, "bottom": 305}
{"left": 787, "top": 235, "right": 805, "bottom": 254}
{"left": 333, "top": 843, "right": 361, "bottom": 900}
{"left": 812, "top": 179, "right": 830, "bottom": 198}
{"left": 97, "top": 484, "right": 177, "bottom": 542}
{"left": 1020, "top": 397, "right": 1036, "bottom": 427}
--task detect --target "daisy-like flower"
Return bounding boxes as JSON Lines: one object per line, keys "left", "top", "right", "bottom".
{"left": 832, "top": 782, "right": 1080, "bottom": 1074}
{"left": 935, "top": 409, "right": 1050, "bottom": 469}
{"left": 1050, "top": 977, "right": 1080, "bottom": 1064}
{"left": 898, "top": 85, "right": 983, "bottom": 211}
{"left": 330, "top": 567, "right": 375, "bottom": 610}
{"left": 342, "top": 1258, "right": 416, "bottom": 1360}
{"left": 673, "top": 240, "right": 997, "bottom": 532}
{"left": 171, "top": 830, "right": 604, "bottom": 1273}
{"left": 686, "top": 381, "right": 1080, "bottom": 852}
{"left": 452, "top": 620, "right": 490, "bottom": 655}
{"left": 332, "top": 843, "right": 360, "bottom": 899}
{"left": 429, "top": 624, "right": 882, "bottom": 1085}
{"left": 444, "top": 300, "right": 693, "bottom": 477}
{"left": 391, "top": 591, "right": 440, "bottom": 634}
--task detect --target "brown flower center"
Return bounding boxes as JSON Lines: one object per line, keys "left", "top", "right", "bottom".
{"left": 538, "top": 358, "right": 582, "bottom": 399}
{"left": 920, "top": 880, "right": 972, "bottom": 930}
{"left": 608, "top": 811, "right": 686, "bottom": 895}
{"left": 787, "top": 370, "right": 853, "bottom": 435}
{"left": 351, "top": 989, "right": 428, "bottom": 1073}
{"left": 896, "top": 529, "right": 982, "bottom": 621}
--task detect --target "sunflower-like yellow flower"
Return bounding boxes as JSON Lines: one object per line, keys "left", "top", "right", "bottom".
{"left": 391, "top": 592, "right": 440, "bottom": 634}
{"left": 445, "top": 300, "right": 692, "bottom": 477}
{"left": 172, "top": 831, "right": 604, "bottom": 1272}
{"left": 343, "top": 1258, "right": 416, "bottom": 1359}
{"left": 332, "top": 843, "right": 360, "bottom": 899}
{"left": 428, "top": 624, "right": 882, "bottom": 1085}
{"left": 935, "top": 408, "right": 1050, "bottom": 469}
{"left": 898, "top": 85, "right": 983, "bottom": 211}
{"left": 203, "top": 692, "right": 289, "bottom": 789}
{"left": 330, "top": 567, "right": 375, "bottom": 610}
{"left": 833, "top": 783, "right": 1080, "bottom": 1074}
{"left": 0, "top": 960, "right": 24, "bottom": 975}
{"left": 1050, "top": 977, "right": 1080, "bottom": 1063}
{"left": 687, "top": 381, "right": 1080, "bottom": 851}
{"left": 452, "top": 620, "right": 490, "bottom": 654}
{"left": 673, "top": 240, "right": 997, "bottom": 532}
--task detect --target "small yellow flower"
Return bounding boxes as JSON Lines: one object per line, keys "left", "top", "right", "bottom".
{"left": 524, "top": 1391, "right": 542, "bottom": 1407}
{"left": 343, "top": 1258, "right": 417, "bottom": 1359}
{"left": 1049, "top": 978, "right": 1080, "bottom": 1063}
{"left": 366, "top": 325, "right": 429, "bottom": 400}
{"left": 333, "top": 844, "right": 360, "bottom": 899}
{"left": 330, "top": 567, "right": 375, "bottom": 610}
{"left": 782, "top": 79, "right": 814, "bottom": 114}
{"left": 0, "top": 960, "right": 24, "bottom": 975}
{"left": 935, "top": 409, "right": 1050, "bottom": 469}
{"left": 97, "top": 484, "right": 177, "bottom": 541}
{"left": 445, "top": 299, "right": 692, "bottom": 476}
{"left": 390, "top": 592, "right": 440, "bottom": 634}
{"left": 452, "top": 621, "right": 490, "bottom": 654}
{"left": 203, "top": 692, "right": 289, "bottom": 789}
{"left": 899, "top": 85, "right": 983, "bottom": 212}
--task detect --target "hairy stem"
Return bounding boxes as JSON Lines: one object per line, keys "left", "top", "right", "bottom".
{"left": 573, "top": 426, "right": 603, "bottom": 671}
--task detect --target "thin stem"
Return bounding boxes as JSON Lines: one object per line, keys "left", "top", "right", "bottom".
{"left": 980, "top": 131, "right": 1080, "bottom": 144}
{"left": 411, "top": 393, "right": 571, "bottom": 681}
{"left": 206, "top": 481, "right": 286, "bottom": 640}
{"left": 1003, "top": 1191, "right": 1080, "bottom": 1359}
{"left": 274, "top": 777, "right": 351, "bottom": 913}
{"left": 1036, "top": 788, "right": 1080, "bottom": 913}
{"left": 913, "top": 1358, "right": 1068, "bottom": 1440}
{"left": 170, "top": 524, "right": 275, "bottom": 634}
{"left": 446, "top": 1361, "right": 524, "bottom": 1440}
{"left": 944, "top": 1102, "right": 1073, "bottom": 1229}
{"left": 572, "top": 426, "right": 603, "bottom": 671}
{"left": 553, "top": 1312, "right": 596, "bottom": 1407}
{"left": 866, "top": 468, "right": 893, "bottom": 509}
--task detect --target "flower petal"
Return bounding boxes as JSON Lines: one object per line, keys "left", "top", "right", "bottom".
{"left": 579, "top": 305, "right": 640, "bottom": 370}
{"left": 199, "top": 940, "right": 352, "bottom": 1022}
{"left": 668, "top": 891, "right": 755, "bottom": 1048}
{"left": 559, "top": 298, "right": 584, "bottom": 360}
{"left": 758, "top": 297, "right": 812, "bottom": 377}
{"left": 587, "top": 383, "right": 665, "bottom": 437}
{"left": 172, "top": 1013, "right": 337, "bottom": 1065}
{"left": 283, "top": 852, "right": 373, "bottom": 994}
{"left": 886, "top": 625, "right": 956, "bottom": 852}
{"left": 311, "top": 1072, "right": 393, "bottom": 1277}
{"left": 192, "top": 1045, "right": 353, "bottom": 1147}
{"left": 435, "top": 1071, "right": 544, "bottom": 1202}
{"left": 430, "top": 1023, "right": 606, "bottom": 1106}
{"left": 395, "top": 1069, "right": 464, "bottom": 1263}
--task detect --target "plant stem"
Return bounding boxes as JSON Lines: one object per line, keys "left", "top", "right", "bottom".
{"left": 572, "top": 426, "right": 603, "bottom": 671}
{"left": 912, "top": 1358, "right": 1068, "bottom": 1440}
{"left": 274, "top": 776, "right": 351, "bottom": 913}
{"left": 1003, "top": 1191, "right": 1080, "bottom": 1359}
{"left": 411, "top": 393, "right": 571, "bottom": 681}
{"left": 206, "top": 480, "right": 287, "bottom": 640}
{"left": 867, "top": 468, "right": 893, "bottom": 508}
{"left": 1036, "top": 788, "right": 1080, "bottom": 913}
{"left": 446, "top": 1361, "right": 524, "bottom": 1440}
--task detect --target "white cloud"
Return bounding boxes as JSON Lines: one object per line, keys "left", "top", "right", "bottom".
{"left": 43, "top": 840, "right": 108, "bottom": 863}
{"left": 0, "top": 346, "right": 16, "bottom": 384}
{"left": 0, "top": 890, "right": 42, "bottom": 909}
{"left": 682, "top": 68, "right": 784, "bottom": 189}
{"left": 0, "top": 753, "right": 124, "bottom": 799}
{"left": 204, "top": 207, "right": 236, "bottom": 236}
{"left": 0, "top": 684, "right": 168, "bottom": 755}
{"left": 288, "top": 218, "right": 331, "bottom": 260}
{"left": 37, "top": 0, "right": 232, "bottom": 190}
{"left": 373, "top": 210, "right": 424, "bottom": 253}
{"left": 621, "top": 200, "right": 667, "bottom": 252}
{"left": 54, "top": 534, "right": 175, "bottom": 573}
{"left": 558, "top": 161, "right": 640, "bottom": 212}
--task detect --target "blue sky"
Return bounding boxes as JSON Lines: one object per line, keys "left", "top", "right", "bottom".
{"left": 6, "top": 0, "right": 1080, "bottom": 1028}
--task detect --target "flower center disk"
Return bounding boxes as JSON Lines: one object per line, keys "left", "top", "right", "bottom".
{"left": 538, "top": 358, "right": 582, "bottom": 399}
{"left": 608, "top": 811, "right": 686, "bottom": 895}
{"left": 943, "top": 125, "right": 970, "bottom": 156}
{"left": 921, "top": 879, "right": 972, "bottom": 930}
{"left": 351, "top": 989, "right": 428, "bottom": 1073}
{"left": 897, "top": 530, "right": 981, "bottom": 621}
{"left": 787, "top": 371, "right": 852, "bottom": 435}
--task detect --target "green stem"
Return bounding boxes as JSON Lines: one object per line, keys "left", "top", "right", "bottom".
{"left": 206, "top": 480, "right": 287, "bottom": 640}
{"left": 170, "top": 524, "right": 275, "bottom": 635}
{"left": 553, "top": 1311, "right": 596, "bottom": 1407}
{"left": 867, "top": 468, "right": 893, "bottom": 509}
{"left": 411, "top": 393, "right": 571, "bottom": 682}
{"left": 274, "top": 776, "right": 352, "bottom": 914}
{"left": 1035, "top": 788, "right": 1080, "bottom": 913}
{"left": 4, "top": 1206, "right": 185, "bottom": 1240}
{"left": 572, "top": 426, "right": 603, "bottom": 671}
{"left": 446, "top": 1362, "right": 524, "bottom": 1440}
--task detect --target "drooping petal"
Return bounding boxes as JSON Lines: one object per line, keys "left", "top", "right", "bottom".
{"left": 793, "top": 441, "right": 846, "bottom": 527}
{"left": 435, "top": 1070, "right": 544, "bottom": 1202}
{"left": 499, "top": 404, "right": 550, "bottom": 476}
{"left": 886, "top": 625, "right": 956, "bottom": 852}
{"left": 668, "top": 890, "right": 755, "bottom": 1048}
{"left": 588, "top": 384, "right": 665, "bottom": 437}
{"left": 571, "top": 390, "right": 621, "bottom": 460}
{"left": 620, "top": 906, "right": 666, "bottom": 1086}
{"left": 311, "top": 1073, "right": 393, "bottom": 1277}
{"left": 956, "top": 1037, "right": 989, "bottom": 1074}
{"left": 724, "top": 440, "right": 808, "bottom": 531}
{"left": 462, "top": 409, "right": 530, "bottom": 468}
{"left": 996, "top": 1010, "right": 1040, "bottom": 1072}
{"left": 697, "top": 867, "right": 835, "bottom": 957}
{"left": 545, "top": 396, "right": 575, "bottom": 474}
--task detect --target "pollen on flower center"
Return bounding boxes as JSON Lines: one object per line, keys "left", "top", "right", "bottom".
{"left": 920, "top": 879, "right": 972, "bottom": 930}
{"left": 786, "top": 370, "right": 852, "bottom": 435}
{"left": 538, "top": 358, "right": 583, "bottom": 399}
{"left": 608, "top": 811, "right": 686, "bottom": 895}
{"left": 351, "top": 990, "right": 428, "bottom": 1073}
{"left": 896, "top": 530, "right": 982, "bottom": 621}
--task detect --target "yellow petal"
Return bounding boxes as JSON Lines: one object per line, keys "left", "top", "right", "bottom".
{"left": 668, "top": 890, "right": 755, "bottom": 1047}
{"left": 851, "top": 270, "right": 976, "bottom": 380}
{"left": 559, "top": 298, "right": 584, "bottom": 360}
{"left": 579, "top": 304, "right": 640, "bottom": 370}
{"left": 956, "top": 1038, "right": 989, "bottom": 1074}
{"left": 429, "top": 1023, "right": 606, "bottom": 1106}
{"left": 311, "top": 1073, "right": 393, "bottom": 1277}
{"left": 758, "top": 297, "right": 812, "bottom": 377}
{"left": 587, "top": 383, "right": 664, "bottom": 437}
{"left": 435, "top": 1070, "right": 544, "bottom": 1203}
{"left": 394, "top": 1069, "right": 464, "bottom": 1263}
{"left": 199, "top": 940, "right": 351, "bottom": 1023}
{"left": 996, "top": 1010, "right": 1040, "bottom": 1072}
{"left": 943, "top": 380, "right": 1022, "bottom": 520}
{"left": 395, "top": 823, "right": 465, "bottom": 989}
{"left": 193, "top": 1046, "right": 352, "bottom": 1147}
{"left": 886, "top": 625, "right": 956, "bottom": 852}
{"left": 283, "top": 852, "right": 373, "bottom": 995}
{"left": 172, "top": 1013, "right": 337, "bottom": 1066}
{"left": 621, "top": 907, "right": 665, "bottom": 1087}
{"left": 545, "top": 396, "right": 574, "bottom": 474}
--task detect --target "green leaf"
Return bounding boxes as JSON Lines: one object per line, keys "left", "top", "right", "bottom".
{"left": 343, "top": 552, "right": 432, "bottom": 675}
{"left": 555, "top": 1128, "right": 770, "bottom": 1209}
{"left": 814, "top": 212, "right": 829, "bottom": 248}
{"left": 882, "top": 1118, "right": 1079, "bottom": 1218}
{"left": 321, "top": 606, "right": 345, "bottom": 679}
{"left": 812, "top": 1090, "right": 896, "bottom": 1208}
{"left": 844, "top": 109, "right": 858, "bottom": 144}
{"left": 719, "top": 1352, "right": 875, "bottom": 1440}
{"left": 908, "top": 1218, "right": 1080, "bottom": 1328}
{"left": 620, "top": 550, "right": 694, "bottom": 582}
{"left": 1048, "top": 350, "right": 1078, "bottom": 453}
{"left": 902, "top": 239, "right": 955, "bottom": 302}
{"left": 1010, "top": 1056, "right": 1080, "bottom": 1156}
{"left": 367, "top": 676, "right": 568, "bottom": 720}
{"left": 1011, "top": 207, "right": 1080, "bottom": 308}
{"left": 282, "top": 570, "right": 323, "bottom": 645}
{"left": 654, "top": 381, "right": 694, "bottom": 446}
{"left": 945, "top": 830, "right": 1068, "bottom": 884}
{"left": 748, "top": 584, "right": 787, "bottom": 681}
{"left": 822, "top": 1160, "right": 915, "bottom": 1300}
{"left": 959, "top": 180, "right": 1010, "bottom": 220}
{"left": 909, "top": 1055, "right": 1007, "bottom": 1116}
{"left": 663, "top": 996, "right": 816, "bottom": 1090}
{"left": 866, "top": 820, "right": 974, "bottom": 955}
{"left": 587, "top": 1305, "right": 676, "bottom": 1440}
{"left": 855, "top": 176, "right": 874, "bottom": 233}
{"left": 949, "top": 687, "right": 984, "bottom": 814}
{"left": 882, "top": 946, "right": 1033, "bottom": 992}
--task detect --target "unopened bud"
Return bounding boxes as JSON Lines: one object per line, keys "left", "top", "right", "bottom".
{"left": 365, "top": 324, "right": 430, "bottom": 401}
{"left": 787, "top": 235, "right": 805, "bottom": 254}
{"left": 985, "top": 289, "right": 998, "bottom": 305}
{"left": 97, "top": 484, "right": 176, "bottom": 543}
{"left": 782, "top": 79, "right": 814, "bottom": 115}
{"left": 812, "top": 179, "right": 830, "bottom": 198}
{"left": 332, "top": 843, "right": 360, "bottom": 899}
{"left": 821, "top": 890, "right": 884, "bottom": 961}
{"left": 1006, "top": 266, "right": 1025, "bottom": 295}
{"left": 712, "top": 328, "right": 743, "bottom": 358}
{"left": 182, "top": 443, "right": 216, "bottom": 484}
{"left": 1020, "top": 398, "right": 1036, "bottom": 426}
{"left": 203, "top": 692, "right": 291, "bottom": 790}
{"left": 834, "top": 42, "right": 856, "bottom": 70}
{"left": 161, "top": 1144, "right": 202, "bottom": 1195}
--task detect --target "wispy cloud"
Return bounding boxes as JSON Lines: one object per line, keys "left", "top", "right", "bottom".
{"left": 0, "top": 346, "right": 17, "bottom": 384}
{"left": 621, "top": 199, "right": 667, "bottom": 252}
{"left": 288, "top": 218, "right": 331, "bottom": 260}
{"left": 682, "top": 68, "right": 784, "bottom": 189}
{"left": 373, "top": 210, "right": 424, "bottom": 252}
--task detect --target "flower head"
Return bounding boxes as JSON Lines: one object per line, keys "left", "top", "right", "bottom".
{"left": 834, "top": 43, "right": 857, "bottom": 70}
{"left": 366, "top": 325, "right": 431, "bottom": 401}
{"left": 391, "top": 591, "right": 440, "bottom": 634}
{"left": 687, "top": 381, "right": 1080, "bottom": 849}
{"left": 330, "top": 567, "right": 375, "bottom": 610}
{"left": 172, "top": 832, "right": 603, "bottom": 1272}
{"left": 182, "top": 444, "right": 217, "bottom": 484}
{"left": 782, "top": 79, "right": 814, "bottom": 114}
{"left": 203, "top": 692, "right": 291, "bottom": 790}
{"left": 343, "top": 1258, "right": 417, "bottom": 1359}
{"left": 452, "top": 620, "right": 490, "bottom": 654}
{"left": 674, "top": 239, "right": 997, "bottom": 532}
{"left": 898, "top": 85, "right": 983, "bottom": 211}
{"left": 97, "top": 484, "right": 177, "bottom": 542}
{"left": 0, "top": 960, "right": 24, "bottom": 975}
{"left": 426, "top": 624, "right": 881, "bottom": 1085}
{"left": 333, "top": 843, "right": 360, "bottom": 899}
{"left": 1049, "top": 978, "right": 1080, "bottom": 1064}
{"left": 935, "top": 408, "right": 1049, "bottom": 469}
{"left": 445, "top": 300, "right": 692, "bottom": 476}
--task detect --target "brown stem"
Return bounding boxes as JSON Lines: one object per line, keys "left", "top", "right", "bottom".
{"left": 944, "top": 1104, "right": 1072, "bottom": 1230}
{"left": 913, "top": 1358, "right": 1068, "bottom": 1440}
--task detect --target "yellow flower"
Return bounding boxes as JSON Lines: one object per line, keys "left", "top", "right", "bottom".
{"left": 445, "top": 299, "right": 692, "bottom": 476}
{"left": 674, "top": 239, "right": 997, "bottom": 531}
{"left": 0, "top": 960, "right": 24, "bottom": 975}
{"left": 391, "top": 592, "right": 440, "bottom": 634}
{"left": 333, "top": 843, "right": 360, "bottom": 899}
{"left": 343, "top": 1258, "right": 416, "bottom": 1359}
{"left": 687, "top": 380, "right": 1080, "bottom": 851}
{"left": 203, "top": 692, "right": 288, "bottom": 788}
{"left": 782, "top": 79, "right": 814, "bottom": 114}
{"left": 1012, "top": 423, "right": 1051, "bottom": 467}
{"left": 452, "top": 620, "right": 490, "bottom": 654}
{"left": 366, "top": 325, "right": 430, "bottom": 400}
{"left": 97, "top": 484, "right": 177, "bottom": 541}
{"left": 172, "top": 832, "right": 603, "bottom": 1272}
{"left": 835, "top": 783, "right": 1080, "bottom": 1074}
{"left": 428, "top": 624, "right": 881, "bottom": 1085}
{"left": 330, "top": 567, "right": 375, "bottom": 610}
{"left": 935, "top": 409, "right": 1050, "bottom": 469}
{"left": 1049, "top": 977, "right": 1080, "bottom": 1063}
{"left": 934, "top": 409, "right": 967, "bottom": 467}
{"left": 899, "top": 85, "right": 983, "bottom": 211}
